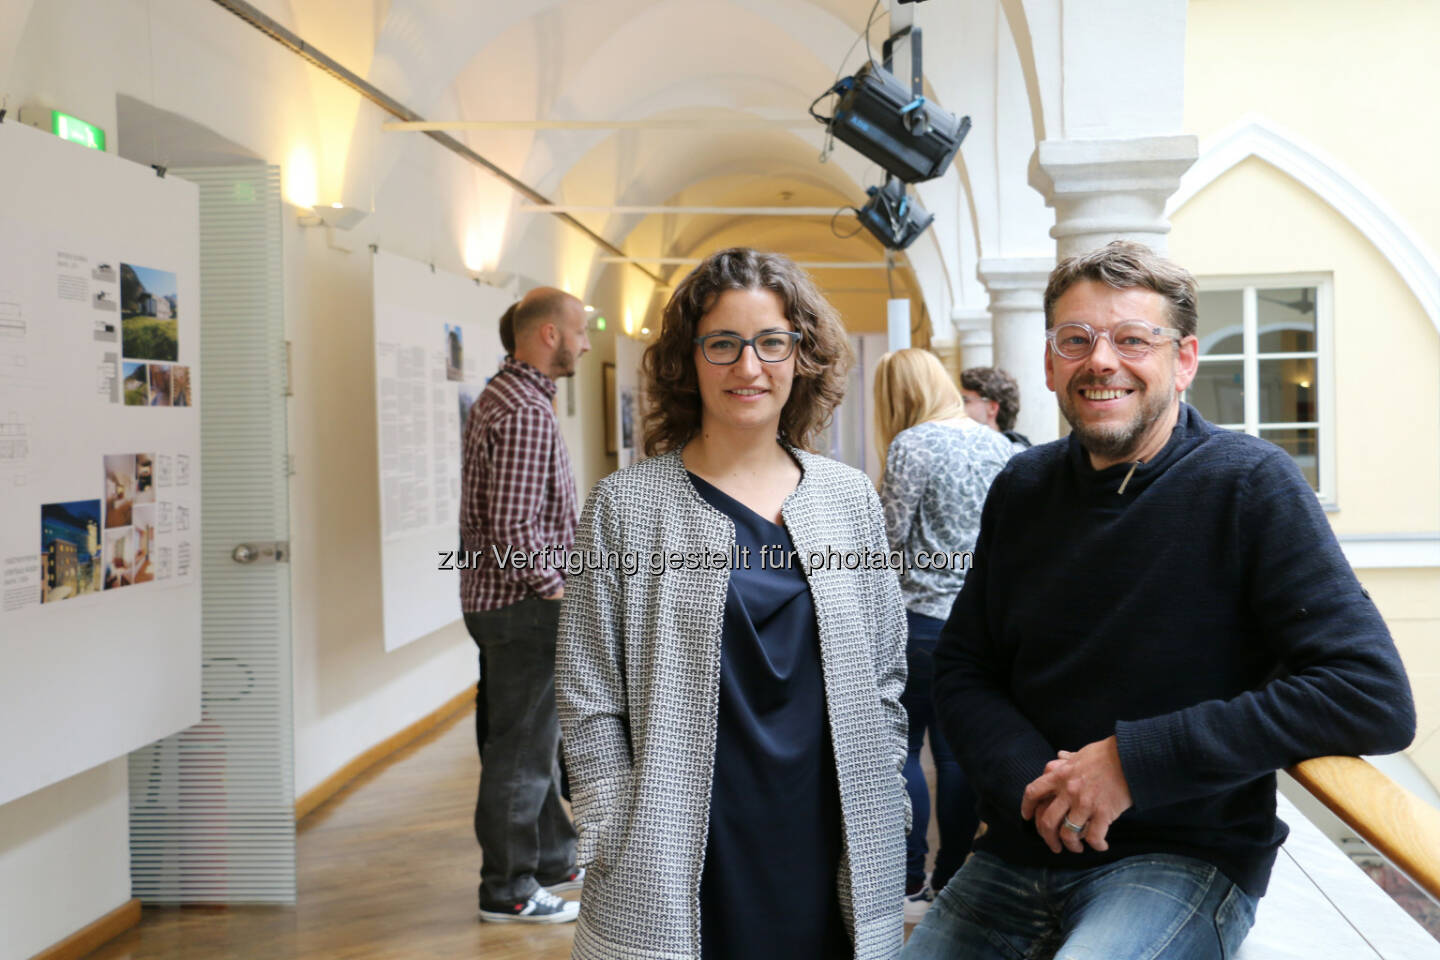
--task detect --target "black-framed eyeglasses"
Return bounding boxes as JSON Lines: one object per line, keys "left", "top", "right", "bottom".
{"left": 1045, "top": 321, "right": 1182, "bottom": 360}
{"left": 693, "top": 330, "right": 801, "bottom": 365}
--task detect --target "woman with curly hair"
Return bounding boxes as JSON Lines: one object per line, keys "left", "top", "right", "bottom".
{"left": 557, "top": 248, "right": 909, "bottom": 959}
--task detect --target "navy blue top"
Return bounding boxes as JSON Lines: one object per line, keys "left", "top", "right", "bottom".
{"left": 934, "top": 404, "right": 1415, "bottom": 896}
{"left": 689, "top": 473, "right": 848, "bottom": 959}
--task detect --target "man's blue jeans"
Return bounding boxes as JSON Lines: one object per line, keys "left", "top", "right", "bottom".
{"left": 901, "top": 851, "right": 1258, "bottom": 960}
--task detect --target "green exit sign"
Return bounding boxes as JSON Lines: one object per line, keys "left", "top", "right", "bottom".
{"left": 52, "top": 111, "right": 106, "bottom": 151}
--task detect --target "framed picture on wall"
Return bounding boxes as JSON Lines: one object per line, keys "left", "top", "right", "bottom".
{"left": 620, "top": 388, "right": 635, "bottom": 451}
{"left": 602, "top": 362, "right": 617, "bottom": 455}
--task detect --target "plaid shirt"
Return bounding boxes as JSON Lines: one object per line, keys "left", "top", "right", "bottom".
{"left": 460, "top": 357, "right": 578, "bottom": 611}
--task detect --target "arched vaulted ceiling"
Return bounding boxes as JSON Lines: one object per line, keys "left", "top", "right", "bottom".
{"left": 301, "top": 0, "right": 1067, "bottom": 340}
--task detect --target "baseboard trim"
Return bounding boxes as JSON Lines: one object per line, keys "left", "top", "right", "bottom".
{"left": 29, "top": 897, "right": 141, "bottom": 960}
{"left": 295, "top": 685, "right": 475, "bottom": 823}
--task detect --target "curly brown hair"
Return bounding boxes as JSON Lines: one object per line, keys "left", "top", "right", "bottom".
{"left": 959, "top": 366, "right": 1021, "bottom": 433}
{"left": 642, "top": 248, "right": 854, "bottom": 456}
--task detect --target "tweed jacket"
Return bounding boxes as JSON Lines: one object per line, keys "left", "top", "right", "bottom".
{"left": 557, "top": 448, "right": 909, "bottom": 960}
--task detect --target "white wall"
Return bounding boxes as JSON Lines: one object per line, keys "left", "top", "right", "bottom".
{"left": 0, "top": 760, "right": 129, "bottom": 960}
{"left": 0, "top": 2, "right": 611, "bottom": 954}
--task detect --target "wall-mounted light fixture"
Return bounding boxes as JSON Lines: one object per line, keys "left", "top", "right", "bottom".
{"left": 297, "top": 202, "right": 370, "bottom": 230}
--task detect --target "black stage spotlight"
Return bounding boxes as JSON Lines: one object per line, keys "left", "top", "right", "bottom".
{"left": 812, "top": 26, "right": 970, "bottom": 183}
{"left": 857, "top": 176, "right": 934, "bottom": 250}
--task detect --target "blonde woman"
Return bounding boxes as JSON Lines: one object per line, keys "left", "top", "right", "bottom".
{"left": 558, "top": 248, "right": 909, "bottom": 959}
{"left": 874, "top": 348, "right": 1015, "bottom": 916}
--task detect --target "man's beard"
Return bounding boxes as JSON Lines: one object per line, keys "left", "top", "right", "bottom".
{"left": 552, "top": 343, "right": 576, "bottom": 378}
{"left": 1057, "top": 371, "right": 1174, "bottom": 463}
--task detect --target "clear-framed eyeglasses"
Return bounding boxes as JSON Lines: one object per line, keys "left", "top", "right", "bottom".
{"left": 1045, "top": 321, "right": 1182, "bottom": 360}
{"left": 693, "top": 330, "right": 802, "bottom": 365}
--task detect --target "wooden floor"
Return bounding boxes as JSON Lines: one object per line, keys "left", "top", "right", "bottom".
{"left": 87, "top": 705, "right": 580, "bottom": 960}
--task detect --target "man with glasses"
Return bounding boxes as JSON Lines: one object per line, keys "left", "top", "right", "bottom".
{"left": 902, "top": 241, "right": 1414, "bottom": 959}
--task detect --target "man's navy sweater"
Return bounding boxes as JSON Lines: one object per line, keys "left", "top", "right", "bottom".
{"left": 933, "top": 404, "right": 1415, "bottom": 896}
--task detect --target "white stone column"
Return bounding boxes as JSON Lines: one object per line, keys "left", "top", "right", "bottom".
{"left": 1030, "top": 136, "right": 1199, "bottom": 258}
{"left": 951, "top": 308, "right": 994, "bottom": 371}
{"left": 977, "top": 258, "right": 1056, "bottom": 443}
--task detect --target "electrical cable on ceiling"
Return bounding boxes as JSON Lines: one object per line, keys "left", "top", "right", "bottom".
{"left": 815, "top": 0, "right": 883, "bottom": 164}
{"left": 830, "top": 207, "right": 864, "bottom": 240}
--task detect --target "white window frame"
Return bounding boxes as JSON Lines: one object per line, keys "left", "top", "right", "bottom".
{"left": 1191, "top": 273, "right": 1336, "bottom": 508}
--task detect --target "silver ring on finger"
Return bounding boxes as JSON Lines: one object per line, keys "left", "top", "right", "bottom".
{"left": 1062, "top": 815, "right": 1087, "bottom": 835}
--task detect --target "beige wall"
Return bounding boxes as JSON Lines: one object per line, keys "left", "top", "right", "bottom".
{"left": 1184, "top": 0, "right": 1440, "bottom": 264}
{"left": 1178, "top": 0, "right": 1440, "bottom": 790}
{"left": 1361, "top": 569, "right": 1440, "bottom": 786}
{"left": 1169, "top": 157, "right": 1440, "bottom": 534}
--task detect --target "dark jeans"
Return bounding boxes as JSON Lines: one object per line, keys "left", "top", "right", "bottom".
{"left": 464, "top": 595, "right": 577, "bottom": 904}
{"left": 902, "top": 609, "right": 977, "bottom": 891}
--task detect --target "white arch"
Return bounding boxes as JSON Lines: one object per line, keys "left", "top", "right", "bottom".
{"left": 1167, "top": 113, "right": 1440, "bottom": 338}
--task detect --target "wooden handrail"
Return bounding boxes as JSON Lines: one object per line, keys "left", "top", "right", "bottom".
{"left": 1287, "top": 756, "right": 1440, "bottom": 904}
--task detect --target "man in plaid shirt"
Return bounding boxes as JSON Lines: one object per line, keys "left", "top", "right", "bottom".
{"left": 462, "top": 287, "right": 589, "bottom": 924}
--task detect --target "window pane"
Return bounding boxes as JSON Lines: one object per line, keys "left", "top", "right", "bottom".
{"left": 1261, "top": 427, "right": 1320, "bottom": 490}
{"left": 1257, "top": 286, "right": 1316, "bottom": 352}
{"left": 1190, "top": 360, "right": 1244, "bottom": 425}
{"left": 1197, "top": 290, "right": 1243, "bottom": 356}
{"left": 1259, "top": 356, "right": 1317, "bottom": 423}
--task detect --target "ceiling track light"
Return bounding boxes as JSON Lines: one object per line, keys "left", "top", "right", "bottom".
{"left": 856, "top": 176, "right": 934, "bottom": 250}
{"left": 810, "top": 24, "right": 970, "bottom": 184}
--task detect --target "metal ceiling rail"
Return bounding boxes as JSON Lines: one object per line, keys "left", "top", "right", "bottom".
{"left": 206, "top": 0, "right": 663, "bottom": 284}
{"left": 599, "top": 257, "right": 901, "bottom": 270}
{"left": 384, "top": 119, "right": 818, "bottom": 131}
{"left": 518, "top": 205, "right": 855, "bottom": 216}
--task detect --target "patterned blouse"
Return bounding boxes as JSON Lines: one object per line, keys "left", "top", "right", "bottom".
{"left": 880, "top": 419, "right": 1015, "bottom": 620}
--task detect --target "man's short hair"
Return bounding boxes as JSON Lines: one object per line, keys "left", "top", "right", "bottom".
{"left": 498, "top": 302, "right": 517, "bottom": 356}
{"left": 1042, "top": 240, "right": 1198, "bottom": 338}
{"left": 513, "top": 288, "right": 578, "bottom": 340}
{"left": 960, "top": 366, "right": 1021, "bottom": 433}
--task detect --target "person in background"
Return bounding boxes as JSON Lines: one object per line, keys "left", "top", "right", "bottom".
{"left": 873, "top": 348, "right": 1014, "bottom": 921}
{"left": 960, "top": 366, "right": 1031, "bottom": 452}
{"left": 460, "top": 286, "right": 590, "bottom": 924}
{"left": 558, "top": 247, "right": 909, "bottom": 959}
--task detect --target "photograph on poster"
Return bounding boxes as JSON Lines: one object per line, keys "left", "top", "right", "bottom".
{"left": 40, "top": 500, "right": 102, "bottom": 604}
{"left": 105, "top": 453, "right": 136, "bottom": 528}
{"left": 132, "top": 504, "right": 155, "bottom": 584}
{"left": 135, "top": 453, "right": 155, "bottom": 504}
{"left": 104, "top": 526, "right": 133, "bottom": 589}
{"left": 147, "top": 364, "right": 171, "bottom": 406}
{"left": 171, "top": 365, "right": 191, "bottom": 406}
{"left": 120, "top": 263, "right": 178, "bottom": 361}
{"left": 93, "top": 263, "right": 117, "bottom": 283}
{"left": 123, "top": 361, "right": 148, "bottom": 405}
{"left": 93, "top": 290, "right": 117, "bottom": 312}
{"left": 459, "top": 384, "right": 484, "bottom": 452}
{"left": 445, "top": 324, "right": 464, "bottom": 382}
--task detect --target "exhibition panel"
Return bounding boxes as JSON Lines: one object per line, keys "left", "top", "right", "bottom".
{"left": 372, "top": 250, "right": 507, "bottom": 651}
{"left": 0, "top": 120, "right": 202, "bottom": 807}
